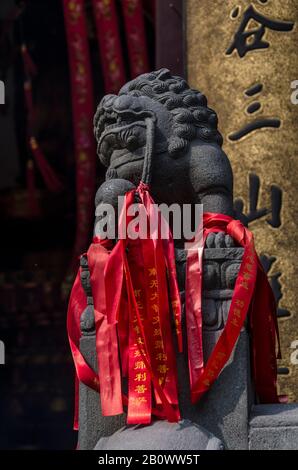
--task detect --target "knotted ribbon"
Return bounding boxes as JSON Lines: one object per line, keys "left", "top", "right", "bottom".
{"left": 67, "top": 209, "right": 281, "bottom": 429}
{"left": 67, "top": 183, "right": 182, "bottom": 427}
{"left": 186, "top": 212, "right": 281, "bottom": 404}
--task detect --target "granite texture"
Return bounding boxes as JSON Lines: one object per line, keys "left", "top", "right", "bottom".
{"left": 249, "top": 404, "right": 298, "bottom": 450}
{"left": 94, "top": 420, "right": 224, "bottom": 450}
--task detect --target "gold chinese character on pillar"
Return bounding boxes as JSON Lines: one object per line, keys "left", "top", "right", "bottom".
{"left": 187, "top": 0, "right": 298, "bottom": 401}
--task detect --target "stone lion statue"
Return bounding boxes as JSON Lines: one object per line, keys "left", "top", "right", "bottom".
{"left": 93, "top": 68, "right": 233, "bottom": 218}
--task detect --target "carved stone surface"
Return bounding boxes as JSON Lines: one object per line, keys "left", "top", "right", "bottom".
{"left": 93, "top": 69, "right": 233, "bottom": 215}
{"left": 249, "top": 404, "right": 298, "bottom": 450}
{"left": 94, "top": 420, "right": 224, "bottom": 451}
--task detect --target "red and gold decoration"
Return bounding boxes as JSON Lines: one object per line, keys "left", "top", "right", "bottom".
{"left": 122, "top": 0, "right": 149, "bottom": 78}
{"left": 186, "top": 213, "right": 281, "bottom": 404}
{"left": 92, "top": 0, "right": 126, "bottom": 94}
{"left": 67, "top": 197, "right": 281, "bottom": 428}
{"left": 63, "top": 0, "right": 97, "bottom": 276}
{"left": 21, "top": 43, "right": 64, "bottom": 196}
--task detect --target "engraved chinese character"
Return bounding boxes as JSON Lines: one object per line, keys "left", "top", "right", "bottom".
{"left": 234, "top": 173, "right": 282, "bottom": 227}
{"left": 229, "top": 84, "right": 281, "bottom": 141}
{"left": 226, "top": 4, "right": 294, "bottom": 58}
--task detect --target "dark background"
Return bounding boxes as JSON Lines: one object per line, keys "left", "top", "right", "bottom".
{"left": 0, "top": 0, "right": 183, "bottom": 449}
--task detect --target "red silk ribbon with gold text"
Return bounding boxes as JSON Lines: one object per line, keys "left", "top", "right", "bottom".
{"left": 67, "top": 183, "right": 182, "bottom": 427}
{"left": 104, "top": 182, "right": 181, "bottom": 424}
{"left": 185, "top": 213, "right": 280, "bottom": 404}
{"left": 67, "top": 208, "right": 280, "bottom": 429}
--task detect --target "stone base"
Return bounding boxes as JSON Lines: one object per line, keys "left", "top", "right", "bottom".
{"left": 249, "top": 404, "right": 298, "bottom": 450}
{"left": 94, "top": 420, "right": 224, "bottom": 450}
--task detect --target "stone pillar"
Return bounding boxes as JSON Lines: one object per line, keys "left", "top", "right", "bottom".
{"left": 175, "top": 246, "right": 253, "bottom": 449}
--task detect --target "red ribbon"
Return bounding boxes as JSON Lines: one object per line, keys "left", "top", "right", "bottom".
{"left": 67, "top": 208, "right": 280, "bottom": 429}
{"left": 63, "top": 0, "right": 96, "bottom": 276}
{"left": 122, "top": 0, "right": 149, "bottom": 78}
{"left": 104, "top": 183, "right": 181, "bottom": 423}
{"left": 185, "top": 213, "right": 280, "bottom": 404}
{"left": 92, "top": 0, "right": 127, "bottom": 93}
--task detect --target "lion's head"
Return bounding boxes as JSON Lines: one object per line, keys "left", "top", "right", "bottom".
{"left": 95, "top": 69, "right": 222, "bottom": 170}
{"left": 94, "top": 69, "right": 232, "bottom": 211}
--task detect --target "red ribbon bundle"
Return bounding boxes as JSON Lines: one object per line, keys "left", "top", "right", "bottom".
{"left": 67, "top": 206, "right": 281, "bottom": 429}
{"left": 67, "top": 182, "right": 182, "bottom": 427}
{"left": 186, "top": 213, "right": 281, "bottom": 404}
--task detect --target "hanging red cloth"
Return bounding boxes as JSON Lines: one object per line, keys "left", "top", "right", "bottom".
{"left": 103, "top": 183, "right": 182, "bottom": 424}
{"left": 67, "top": 181, "right": 182, "bottom": 427}
{"left": 92, "top": 0, "right": 127, "bottom": 93}
{"left": 63, "top": 0, "right": 96, "bottom": 276}
{"left": 185, "top": 213, "right": 281, "bottom": 404}
{"left": 121, "top": 0, "right": 149, "bottom": 77}
{"left": 21, "top": 43, "right": 64, "bottom": 194}
{"left": 67, "top": 117, "right": 280, "bottom": 429}
{"left": 67, "top": 208, "right": 281, "bottom": 429}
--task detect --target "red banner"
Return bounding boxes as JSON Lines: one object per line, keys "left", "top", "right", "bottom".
{"left": 92, "top": 0, "right": 126, "bottom": 93}
{"left": 63, "top": 0, "right": 96, "bottom": 278}
{"left": 122, "top": 0, "right": 149, "bottom": 77}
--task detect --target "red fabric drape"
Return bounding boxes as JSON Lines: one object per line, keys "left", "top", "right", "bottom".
{"left": 21, "top": 44, "right": 64, "bottom": 193}
{"left": 67, "top": 209, "right": 281, "bottom": 429}
{"left": 122, "top": 0, "right": 149, "bottom": 77}
{"left": 92, "top": 0, "right": 127, "bottom": 93}
{"left": 185, "top": 213, "right": 280, "bottom": 404}
{"left": 63, "top": 0, "right": 96, "bottom": 276}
